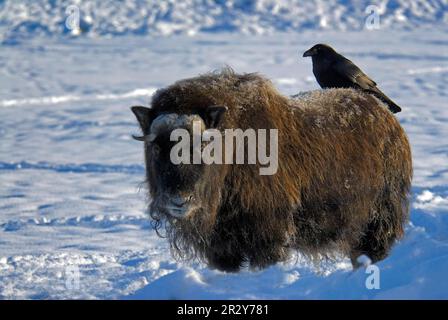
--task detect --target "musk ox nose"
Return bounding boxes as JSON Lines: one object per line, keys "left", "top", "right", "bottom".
{"left": 170, "top": 195, "right": 193, "bottom": 208}
{"left": 152, "top": 195, "right": 195, "bottom": 219}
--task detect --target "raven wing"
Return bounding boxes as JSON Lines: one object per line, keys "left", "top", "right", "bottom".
{"left": 332, "top": 57, "right": 402, "bottom": 113}
{"left": 333, "top": 57, "right": 377, "bottom": 90}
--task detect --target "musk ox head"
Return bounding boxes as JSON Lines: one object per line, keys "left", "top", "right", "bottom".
{"left": 131, "top": 105, "right": 228, "bottom": 222}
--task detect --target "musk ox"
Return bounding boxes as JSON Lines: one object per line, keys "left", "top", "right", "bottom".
{"left": 131, "top": 69, "right": 412, "bottom": 272}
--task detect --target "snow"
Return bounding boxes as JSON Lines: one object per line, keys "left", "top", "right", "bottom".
{"left": 1, "top": 1, "right": 448, "bottom": 300}
{"left": 1, "top": 0, "right": 447, "bottom": 42}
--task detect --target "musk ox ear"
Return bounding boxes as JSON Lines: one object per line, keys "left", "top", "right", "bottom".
{"left": 131, "top": 106, "right": 157, "bottom": 140}
{"left": 203, "top": 105, "right": 228, "bottom": 128}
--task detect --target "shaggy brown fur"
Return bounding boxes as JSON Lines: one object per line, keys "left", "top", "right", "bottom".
{"left": 133, "top": 68, "right": 412, "bottom": 272}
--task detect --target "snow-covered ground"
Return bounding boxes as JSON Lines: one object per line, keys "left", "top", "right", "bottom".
{"left": 1, "top": 0, "right": 447, "bottom": 41}
{"left": 1, "top": 1, "right": 448, "bottom": 300}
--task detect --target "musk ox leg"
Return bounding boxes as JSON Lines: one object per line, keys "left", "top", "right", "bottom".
{"left": 205, "top": 249, "right": 244, "bottom": 273}
{"left": 204, "top": 230, "right": 245, "bottom": 272}
{"left": 350, "top": 222, "right": 396, "bottom": 268}
{"left": 350, "top": 196, "right": 406, "bottom": 268}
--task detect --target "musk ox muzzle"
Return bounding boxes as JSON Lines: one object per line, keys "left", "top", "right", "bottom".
{"left": 150, "top": 194, "right": 196, "bottom": 218}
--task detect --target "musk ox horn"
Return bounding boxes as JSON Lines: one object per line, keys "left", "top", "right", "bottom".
{"left": 132, "top": 133, "right": 157, "bottom": 142}
{"left": 132, "top": 134, "right": 145, "bottom": 141}
{"left": 149, "top": 113, "right": 206, "bottom": 137}
{"left": 132, "top": 110, "right": 209, "bottom": 142}
{"left": 131, "top": 106, "right": 157, "bottom": 135}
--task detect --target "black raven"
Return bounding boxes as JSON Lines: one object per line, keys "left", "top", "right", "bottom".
{"left": 303, "top": 44, "right": 401, "bottom": 113}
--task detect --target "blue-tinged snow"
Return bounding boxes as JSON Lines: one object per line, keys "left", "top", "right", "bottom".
{"left": 0, "top": 0, "right": 447, "bottom": 43}
{"left": 1, "top": 1, "right": 448, "bottom": 299}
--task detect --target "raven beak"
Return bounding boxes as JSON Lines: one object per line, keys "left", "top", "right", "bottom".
{"left": 303, "top": 49, "right": 313, "bottom": 57}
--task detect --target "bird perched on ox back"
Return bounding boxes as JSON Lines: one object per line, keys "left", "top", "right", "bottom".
{"left": 303, "top": 44, "right": 401, "bottom": 113}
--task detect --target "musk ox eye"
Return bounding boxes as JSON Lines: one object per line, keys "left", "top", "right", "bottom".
{"left": 152, "top": 144, "right": 161, "bottom": 156}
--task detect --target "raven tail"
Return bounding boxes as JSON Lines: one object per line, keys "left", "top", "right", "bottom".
{"left": 370, "top": 89, "right": 402, "bottom": 114}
